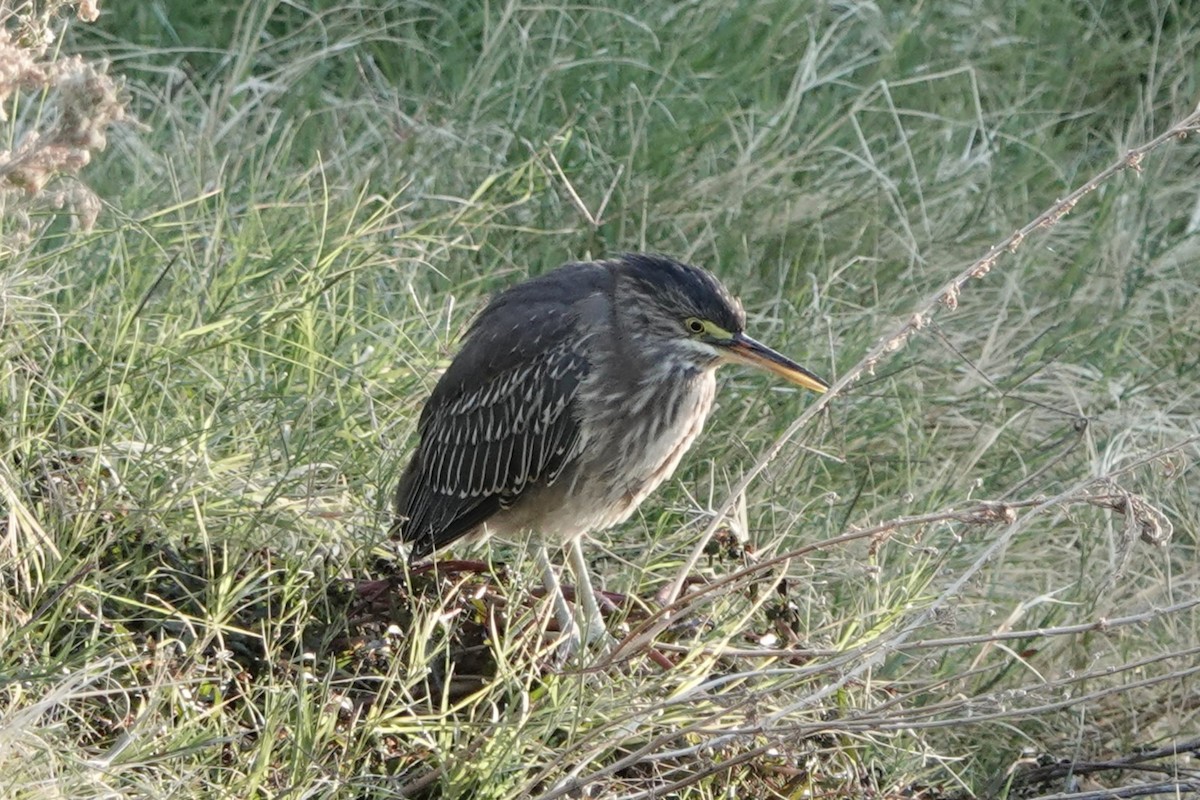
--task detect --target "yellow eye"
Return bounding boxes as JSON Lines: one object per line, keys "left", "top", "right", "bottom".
{"left": 686, "top": 318, "right": 706, "bottom": 334}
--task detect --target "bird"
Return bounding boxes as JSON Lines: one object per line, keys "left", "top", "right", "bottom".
{"left": 392, "top": 253, "right": 829, "bottom": 650}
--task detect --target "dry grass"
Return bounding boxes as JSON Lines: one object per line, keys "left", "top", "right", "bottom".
{"left": 2, "top": 1, "right": 1200, "bottom": 798}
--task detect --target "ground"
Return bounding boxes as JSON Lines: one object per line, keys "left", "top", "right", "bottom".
{"left": 2, "top": 1, "right": 1199, "bottom": 798}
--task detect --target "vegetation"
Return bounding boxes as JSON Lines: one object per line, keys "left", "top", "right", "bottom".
{"left": 2, "top": 1, "right": 1199, "bottom": 797}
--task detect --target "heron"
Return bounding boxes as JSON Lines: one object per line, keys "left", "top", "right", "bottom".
{"left": 392, "top": 253, "right": 828, "bottom": 651}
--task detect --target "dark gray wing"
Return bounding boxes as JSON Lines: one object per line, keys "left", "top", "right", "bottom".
{"left": 393, "top": 262, "right": 610, "bottom": 561}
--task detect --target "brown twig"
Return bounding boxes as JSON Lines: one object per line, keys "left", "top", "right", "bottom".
{"left": 653, "top": 595, "right": 1200, "bottom": 661}
{"left": 1021, "top": 783, "right": 1200, "bottom": 800}
{"left": 622, "top": 474, "right": 1188, "bottom": 667}
{"left": 997, "top": 736, "right": 1200, "bottom": 800}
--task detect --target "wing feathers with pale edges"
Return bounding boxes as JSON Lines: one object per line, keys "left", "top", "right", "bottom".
{"left": 394, "top": 262, "right": 608, "bottom": 560}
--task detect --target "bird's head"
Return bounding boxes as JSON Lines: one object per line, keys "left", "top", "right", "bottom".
{"left": 612, "top": 253, "right": 829, "bottom": 394}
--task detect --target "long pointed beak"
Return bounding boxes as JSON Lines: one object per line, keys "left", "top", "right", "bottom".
{"left": 719, "top": 332, "right": 829, "bottom": 394}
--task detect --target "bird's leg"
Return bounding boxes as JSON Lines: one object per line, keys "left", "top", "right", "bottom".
{"left": 535, "top": 544, "right": 581, "bottom": 657}
{"left": 566, "top": 537, "right": 616, "bottom": 647}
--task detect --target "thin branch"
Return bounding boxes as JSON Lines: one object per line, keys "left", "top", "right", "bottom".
{"left": 1002, "top": 736, "right": 1200, "bottom": 799}
{"left": 654, "top": 595, "right": 1200, "bottom": 661}
{"left": 618, "top": 461, "right": 1193, "bottom": 668}
{"left": 1019, "top": 782, "right": 1200, "bottom": 800}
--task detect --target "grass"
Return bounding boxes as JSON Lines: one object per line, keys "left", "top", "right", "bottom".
{"left": 3, "top": 0, "right": 1200, "bottom": 797}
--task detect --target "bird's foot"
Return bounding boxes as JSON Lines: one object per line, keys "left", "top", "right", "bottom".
{"left": 542, "top": 606, "right": 618, "bottom": 666}
{"left": 587, "top": 629, "right": 622, "bottom": 659}
{"left": 551, "top": 627, "right": 584, "bottom": 668}
{"left": 577, "top": 608, "right": 614, "bottom": 647}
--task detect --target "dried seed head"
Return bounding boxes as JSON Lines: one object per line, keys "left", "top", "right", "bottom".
{"left": 972, "top": 254, "right": 998, "bottom": 279}
{"left": 942, "top": 282, "right": 960, "bottom": 310}
{"left": 77, "top": 1, "right": 101, "bottom": 22}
